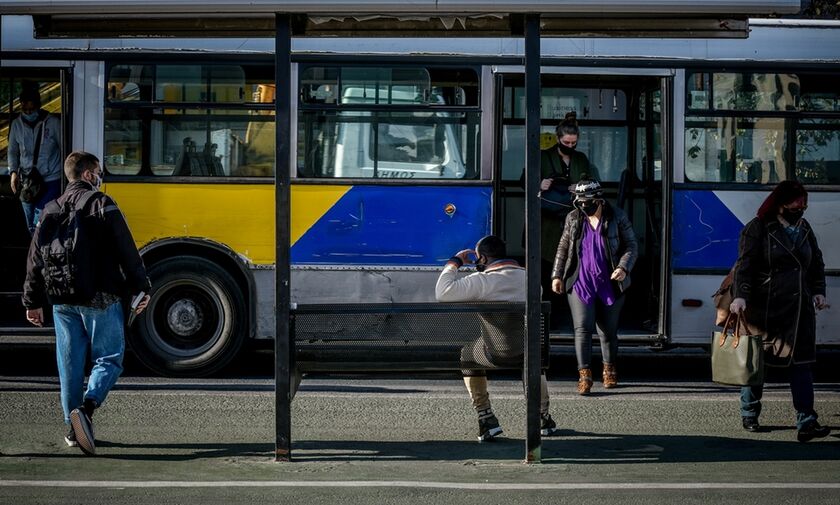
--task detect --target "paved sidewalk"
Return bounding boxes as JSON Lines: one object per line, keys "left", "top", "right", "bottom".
{"left": 1, "top": 377, "right": 839, "bottom": 504}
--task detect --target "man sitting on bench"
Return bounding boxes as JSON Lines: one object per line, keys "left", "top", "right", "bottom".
{"left": 435, "top": 235, "right": 559, "bottom": 442}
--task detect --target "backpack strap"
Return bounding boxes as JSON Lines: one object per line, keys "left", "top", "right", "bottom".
{"left": 76, "top": 190, "right": 116, "bottom": 219}
{"left": 76, "top": 190, "right": 99, "bottom": 211}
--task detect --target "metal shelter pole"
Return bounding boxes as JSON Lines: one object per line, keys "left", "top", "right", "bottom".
{"left": 524, "top": 13, "right": 542, "bottom": 464}
{"left": 274, "top": 12, "right": 293, "bottom": 463}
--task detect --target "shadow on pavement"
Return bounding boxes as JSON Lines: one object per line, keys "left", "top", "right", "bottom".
{"left": 7, "top": 432, "right": 838, "bottom": 464}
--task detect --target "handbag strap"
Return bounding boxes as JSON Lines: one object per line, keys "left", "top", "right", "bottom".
{"left": 718, "top": 312, "right": 742, "bottom": 349}
{"left": 31, "top": 120, "right": 45, "bottom": 170}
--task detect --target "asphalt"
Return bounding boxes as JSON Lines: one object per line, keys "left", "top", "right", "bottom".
{"left": 1, "top": 374, "right": 839, "bottom": 505}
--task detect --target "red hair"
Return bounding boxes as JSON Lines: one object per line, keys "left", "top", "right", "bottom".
{"left": 756, "top": 180, "right": 808, "bottom": 222}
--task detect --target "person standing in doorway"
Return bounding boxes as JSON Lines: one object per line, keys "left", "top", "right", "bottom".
{"left": 522, "top": 112, "right": 599, "bottom": 330}
{"left": 8, "top": 84, "right": 63, "bottom": 235}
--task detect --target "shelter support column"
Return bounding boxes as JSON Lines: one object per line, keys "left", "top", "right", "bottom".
{"left": 524, "top": 12, "right": 542, "bottom": 464}
{"left": 274, "top": 12, "right": 293, "bottom": 463}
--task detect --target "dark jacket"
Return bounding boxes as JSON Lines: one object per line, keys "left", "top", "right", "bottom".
{"left": 22, "top": 180, "right": 151, "bottom": 309}
{"left": 733, "top": 217, "right": 825, "bottom": 366}
{"left": 551, "top": 203, "right": 638, "bottom": 295}
{"left": 521, "top": 147, "right": 595, "bottom": 262}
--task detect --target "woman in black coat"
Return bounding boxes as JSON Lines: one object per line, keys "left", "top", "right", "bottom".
{"left": 730, "top": 180, "right": 830, "bottom": 442}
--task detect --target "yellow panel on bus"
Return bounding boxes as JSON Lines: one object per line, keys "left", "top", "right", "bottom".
{"left": 103, "top": 182, "right": 351, "bottom": 265}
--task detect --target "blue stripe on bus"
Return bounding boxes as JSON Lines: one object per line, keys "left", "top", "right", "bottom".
{"left": 672, "top": 190, "right": 743, "bottom": 270}
{"left": 291, "top": 185, "right": 492, "bottom": 265}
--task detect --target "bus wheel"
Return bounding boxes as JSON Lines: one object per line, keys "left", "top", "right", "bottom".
{"left": 129, "top": 256, "right": 246, "bottom": 377}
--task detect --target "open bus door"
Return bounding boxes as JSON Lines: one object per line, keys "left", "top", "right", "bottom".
{"left": 495, "top": 68, "right": 671, "bottom": 346}
{"left": 0, "top": 66, "right": 69, "bottom": 330}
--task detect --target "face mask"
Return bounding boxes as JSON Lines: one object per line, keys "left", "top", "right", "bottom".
{"left": 578, "top": 200, "right": 599, "bottom": 216}
{"left": 89, "top": 172, "right": 103, "bottom": 190}
{"left": 557, "top": 142, "right": 576, "bottom": 156}
{"left": 22, "top": 111, "right": 39, "bottom": 122}
{"left": 781, "top": 208, "right": 804, "bottom": 224}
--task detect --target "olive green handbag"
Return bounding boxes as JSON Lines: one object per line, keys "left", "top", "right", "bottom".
{"left": 711, "top": 313, "right": 765, "bottom": 386}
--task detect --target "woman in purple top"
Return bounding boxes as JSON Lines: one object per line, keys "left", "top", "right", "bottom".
{"left": 550, "top": 180, "right": 638, "bottom": 395}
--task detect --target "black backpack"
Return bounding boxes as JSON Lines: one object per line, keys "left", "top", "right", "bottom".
{"left": 37, "top": 191, "right": 100, "bottom": 302}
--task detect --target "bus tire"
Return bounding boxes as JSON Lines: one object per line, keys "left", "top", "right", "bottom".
{"left": 129, "top": 256, "right": 247, "bottom": 377}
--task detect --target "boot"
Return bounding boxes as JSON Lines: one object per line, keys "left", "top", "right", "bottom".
{"left": 577, "top": 368, "right": 592, "bottom": 395}
{"left": 603, "top": 363, "right": 617, "bottom": 389}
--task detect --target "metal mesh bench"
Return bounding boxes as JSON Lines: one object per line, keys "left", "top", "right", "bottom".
{"left": 292, "top": 302, "right": 550, "bottom": 372}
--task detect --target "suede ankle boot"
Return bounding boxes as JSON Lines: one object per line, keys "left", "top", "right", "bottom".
{"left": 577, "top": 368, "right": 592, "bottom": 395}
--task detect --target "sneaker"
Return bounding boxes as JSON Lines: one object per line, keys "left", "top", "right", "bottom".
{"left": 742, "top": 416, "right": 761, "bottom": 432}
{"left": 541, "top": 413, "right": 560, "bottom": 437}
{"left": 69, "top": 407, "right": 96, "bottom": 456}
{"left": 64, "top": 428, "right": 79, "bottom": 448}
{"left": 797, "top": 420, "right": 830, "bottom": 443}
{"left": 477, "top": 409, "right": 503, "bottom": 442}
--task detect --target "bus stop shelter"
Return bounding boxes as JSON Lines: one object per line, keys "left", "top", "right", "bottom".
{"left": 1, "top": 0, "right": 800, "bottom": 463}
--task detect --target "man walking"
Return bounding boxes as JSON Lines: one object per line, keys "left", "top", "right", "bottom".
{"left": 22, "top": 151, "right": 151, "bottom": 456}
{"left": 435, "top": 235, "right": 559, "bottom": 442}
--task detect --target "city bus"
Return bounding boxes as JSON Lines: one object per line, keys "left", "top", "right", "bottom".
{"left": 2, "top": 14, "right": 839, "bottom": 376}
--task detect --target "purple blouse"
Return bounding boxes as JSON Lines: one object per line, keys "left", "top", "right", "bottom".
{"left": 573, "top": 220, "right": 617, "bottom": 306}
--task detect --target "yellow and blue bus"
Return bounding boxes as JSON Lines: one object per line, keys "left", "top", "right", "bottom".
{"left": 2, "top": 13, "right": 839, "bottom": 376}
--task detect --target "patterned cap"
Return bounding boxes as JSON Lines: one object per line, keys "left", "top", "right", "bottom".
{"left": 571, "top": 179, "right": 603, "bottom": 199}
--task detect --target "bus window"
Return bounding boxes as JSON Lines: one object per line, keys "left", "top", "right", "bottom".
{"left": 685, "top": 116, "right": 788, "bottom": 183}
{"left": 105, "top": 109, "right": 275, "bottom": 177}
{"left": 797, "top": 118, "right": 840, "bottom": 184}
{"left": 297, "top": 65, "right": 480, "bottom": 179}
{"left": 500, "top": 86, "right": 628, "bottom": 182}
{"left": 687, "top": 72, "right": 840, "bottom": 185}
{"left": 687, "top": 72, "right": 800, "bottom": 112}
{"left": 104, "top": 63, "right": 275, "bottom": 177}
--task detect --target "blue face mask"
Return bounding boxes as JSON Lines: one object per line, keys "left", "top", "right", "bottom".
{"left": 22, "top": 111, "right": 39, "bottom": 122}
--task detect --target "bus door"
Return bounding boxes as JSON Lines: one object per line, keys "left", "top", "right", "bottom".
{"left": 494, "top": 68, "right": 670, "bottom": 345}
{"left": 0, "top": 66, "right": 69, "bottom": 329}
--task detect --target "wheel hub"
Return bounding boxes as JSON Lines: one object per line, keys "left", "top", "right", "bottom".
{"left": 167, "top": 298, "right": 204, "bottom": 337}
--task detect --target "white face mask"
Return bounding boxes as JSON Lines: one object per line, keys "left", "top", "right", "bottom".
{"left": 88, "top": 172, "right": 103, "bottom": 190}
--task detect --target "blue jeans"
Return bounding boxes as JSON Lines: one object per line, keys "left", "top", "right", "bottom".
{"left": 740, "top": 363, "right": 817, "bottom": 430}
{"left": 567, "top": 290, "right": 625, "bottom": 370}
{"left": 53, "top": 301, "right": 125, "bottom": 424}
{"left": 22, "top": 179, "right": 62, "bottom": 235}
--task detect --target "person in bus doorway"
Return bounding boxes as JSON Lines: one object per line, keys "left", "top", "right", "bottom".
{"left": 22, "top": 151, "right": 151, "bottom": 456}
{"left": 436, "top": 235, "right": 560, "bottom": 442}
{"left": 522, "top": 112, "right": 599, "bottom": 330}
{"left": 729, "top": 180, "right": 831, "bottom": 442}
{"left": 8, "top": 84, "right": 63, "bottom": 235}
{"left": 551, "top": 179, "right": 637, "bottom": 395}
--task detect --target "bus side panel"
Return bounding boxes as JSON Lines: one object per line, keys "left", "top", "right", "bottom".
{"left": 105, "top": 182, "right": 277, "bottom": 265}
{"left": 671, "top": 189, "right": 840, "bottom": 346}
{"left": 291, "top": 185, "right": 492, "bottom": 266}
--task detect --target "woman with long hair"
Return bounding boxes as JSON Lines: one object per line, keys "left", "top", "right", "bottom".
{"left": 730, "top": 180, "right": 831, "bottom": 442}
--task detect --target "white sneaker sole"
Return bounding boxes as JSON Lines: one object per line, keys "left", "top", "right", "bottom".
{"left": 478, "top": 426, "right": 503, "bottom": 442}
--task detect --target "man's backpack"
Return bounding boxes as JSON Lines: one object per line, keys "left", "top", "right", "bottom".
{"left": 36, "top": 191, "right": 100, "bottom": 302}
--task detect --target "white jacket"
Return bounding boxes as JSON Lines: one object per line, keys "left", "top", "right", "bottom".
{"left": 435, "top": 260, "right": 526, "bottom": 303}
